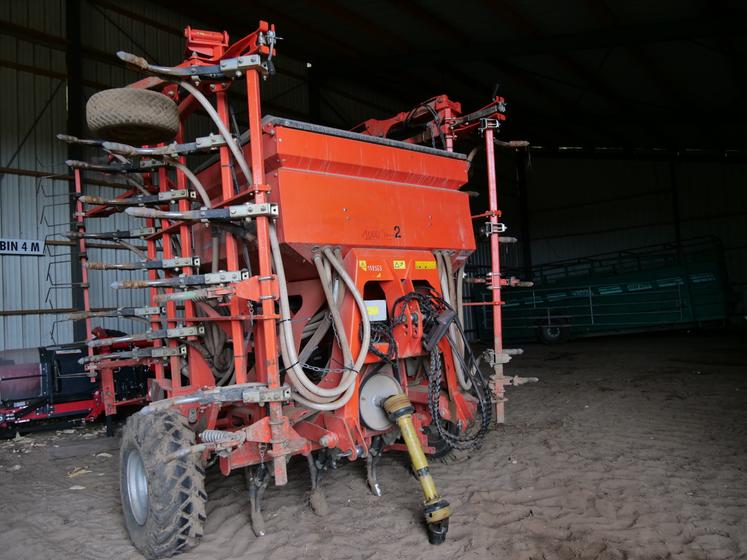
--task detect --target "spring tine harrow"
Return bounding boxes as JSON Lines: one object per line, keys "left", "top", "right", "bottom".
{"left": 86, "top": 256, "right": 199, "bottom": 271}
{"left": 111, "top": 270, "right": 249, "bottom": 290}
{"left": 124, "top": 203, "right": 277, "bottom": 222}
{"left": 77, "top": 189, "right": 195, "bottom": 207}
{"left": 87, "top": 326, "right": 204, "bottom": 348}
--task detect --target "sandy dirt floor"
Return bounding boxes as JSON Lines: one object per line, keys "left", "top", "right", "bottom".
{"left": 0, "top": 332, "right": 745, "bottom": 560}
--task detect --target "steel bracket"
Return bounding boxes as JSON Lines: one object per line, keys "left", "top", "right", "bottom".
{"left": 219, "top": 55, "right": 264, "bottom": 77}
{"left": 165, "top": 326, "right": 205, "bottom": 339}
{"left": 161, "top": 256, "right": 201, "bottom": 269}
{"left": 478, "top": 117, "right": 502, "bottom": 132}
{"left": 129, "top": 306, "right": 164, "bottom": 317}
{"left": 203, "top": 270, "right": 251, "bottom": 285}
{"left": 483, "top": 222, "right": 507, "bottom": 236}
{"left": 224, "top": 202, "right": 278, "bottom": 220}
{"left": 234, "top": 275, "right": 279, "bottom": 302}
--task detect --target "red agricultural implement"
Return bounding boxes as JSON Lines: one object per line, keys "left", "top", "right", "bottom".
{"left": 59, "top": 21, "right": 532, "bottom": 558}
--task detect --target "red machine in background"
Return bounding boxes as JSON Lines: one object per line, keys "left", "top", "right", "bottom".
{"left": 0, "top": 327, "right": 150, "bottom": 436}
{"left": 59, "top": 21, "right": 532, "bottom": 559}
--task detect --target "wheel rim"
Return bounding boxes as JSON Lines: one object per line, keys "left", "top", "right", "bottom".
{"left": 546, "top": 326, "right": 560, "bottom": 338}
{"left": 125, "top": 449, "right": 149, "bottom": 526}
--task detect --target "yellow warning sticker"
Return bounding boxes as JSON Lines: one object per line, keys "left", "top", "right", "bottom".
{"left": 392, "top": 260, "right": 406, "bottom": 270}
{"left": 358, "top": 259, "right": 367, "bottom": 271}
{"left": 415, "top": 260, "right": 437, "bottom": 270}
{"left": 367, "top": 305, "right": 380, "bottom": 316}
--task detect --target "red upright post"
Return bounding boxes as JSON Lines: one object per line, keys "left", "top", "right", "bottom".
{"left": 484, "top": 126, "right": 506, "bottom": 424}
{"left": 73, "top": 169, "right": 93, "bottom": 349}
{"left": 246, "top": 69, "right": 288, "bottom": 485}
{"left": 214, "top": 88, "right": 247, "bottom": 384}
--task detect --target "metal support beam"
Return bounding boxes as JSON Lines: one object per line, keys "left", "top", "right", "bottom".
{"left": 669, "top": 160, "right": 683, "bottom": 262}
{"left": 66, "top": 0, "right": 85, "bottom": 342}
{"left": 516, "top": 151, "right": 532, "bottom": 278}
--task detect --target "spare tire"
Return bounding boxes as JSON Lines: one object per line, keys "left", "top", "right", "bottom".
{"left": 86, "top": 88, "right": 179, "bottom": 146}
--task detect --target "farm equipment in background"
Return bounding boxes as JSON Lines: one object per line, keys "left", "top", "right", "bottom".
{"left": 60, "top": 21, "right": 532, "bottom": 558}
{"left": 471, "top": 237, "right": 734, "bottom": 344}
{"left": 0, "top": 327, "right": 150, "bottom": 437}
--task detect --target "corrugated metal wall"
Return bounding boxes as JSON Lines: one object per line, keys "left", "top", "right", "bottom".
{"left": 0, "top": 0, "right": 200, "bottom": 350}
{"left": 0, "top": 0, "right": 405, "bottom": 351}
{"left": 0, "top": 0, "right": 72, "bottom": 350}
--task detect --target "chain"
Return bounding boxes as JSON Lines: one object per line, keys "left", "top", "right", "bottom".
{"left": 426, "top": 339, "right": 492, "bottom": 450}
{"left": 301, "top": 362, "right": 356, "bottom": 374}
{"left": 258, "top": 442, "right": 267, "bottom": 464}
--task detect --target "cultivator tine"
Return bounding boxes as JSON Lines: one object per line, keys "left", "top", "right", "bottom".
{"left": 504, "top": 277, "right": 534, "bottom": 288}
{"left": 65, "top": 227, "right": 157, "bottom": 240}
{"left": 125, "top": 203, "right": 278, "bottom": 222}
{"left": 112, "top": 270, "right": 249, "bottom": 290}
{"left": 67, "top": 306, "right": 163, "bottom": 321}
{"left": 464, "top": 275, "right": 533, "bottom": 288}
{"left": 117, "top": 50, "right": 269, "bottom": 80}
{"left": 66, "top": 159, "right": 167, "bottom": 174}
{"left": 87, "top": 326, "right": 205, "bottom": 348}
{"left": 56, "top": 133, "right": 106, "bottom": 147}
{"left": 493, "top": 139, "right": 530, "bottom": 149}
{"left": 79, "top": 345, "right": 186, "bottom": 365}
{"left": 77, "top": 189, "right": 196, "bottom": 207}
{"left": 101, "top": 134, "right": 227, "bottom": 158}
{"left": 86, "top": 256, "right": 199, "bottom": 271}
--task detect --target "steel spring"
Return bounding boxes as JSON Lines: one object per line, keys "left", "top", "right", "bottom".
{"left": 200, "top": 429, "right": 244, "bottom": 443}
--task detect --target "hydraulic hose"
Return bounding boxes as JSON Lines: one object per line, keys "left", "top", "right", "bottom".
{"left": 435, "top": 251, "right": 471, "bottom": 391}
{"left": 166, "top": 157, "right": 212, "bottom": 208}
{"left": 269, "top": 226, "right": 366, "bottom": 410}
{"left": 179, "top": 81, "right": 253, "bottom": 187}
{"left": 444, "top": 254, "right": 470, "bottom": 390}
{"left": 322, "top": 246, "right": 371, "bottom": 376}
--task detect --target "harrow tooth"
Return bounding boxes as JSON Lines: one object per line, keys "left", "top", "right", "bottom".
{"left": 86, "top": 257, "right": 199, "bottom": 271}
{"left": 78, "top": 189, "right": 195, "bottom": 207}
{"left": 87, "top": 326, "right": 204, "bottom": 348}
{"left": 112, "top": 270, "right": 249, "bottom": 290}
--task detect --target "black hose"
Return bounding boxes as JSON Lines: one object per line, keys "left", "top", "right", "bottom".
{"left": 391, "top": 289, "right": 492, "bottom": 449}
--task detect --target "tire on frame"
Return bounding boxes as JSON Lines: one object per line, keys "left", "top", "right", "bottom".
{"left": 86, "top": 88, "right": 180, "bottom": 146}
{"left": 120, "top": 409, "right": 206, "bottom": 559}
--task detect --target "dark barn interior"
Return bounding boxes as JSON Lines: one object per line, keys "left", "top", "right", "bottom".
{"left": 0, "top": 2, "right": 745, "bottom": 559}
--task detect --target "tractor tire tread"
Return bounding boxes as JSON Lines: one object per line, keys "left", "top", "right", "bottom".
{"left": 120, "top": 410, "right": 205, "bottom": 559}
{"left": 86, "top": 88, "right": 179, "bottom": 146}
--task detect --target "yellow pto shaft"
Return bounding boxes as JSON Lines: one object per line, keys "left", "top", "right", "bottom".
{"left": 383, "top": 393, "right": 451, "bottom": 544}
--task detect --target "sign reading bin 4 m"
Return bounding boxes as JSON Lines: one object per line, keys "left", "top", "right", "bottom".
{"left": 0, "top": 238, "right": 45, "bottom": 255}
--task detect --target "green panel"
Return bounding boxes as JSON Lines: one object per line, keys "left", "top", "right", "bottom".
{"left": 470, "top": 237, "right": 733, "bottom": 343}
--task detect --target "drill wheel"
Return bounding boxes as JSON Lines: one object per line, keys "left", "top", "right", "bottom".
{"left": 120, "top": 409, "right": 206, "bottom": 559}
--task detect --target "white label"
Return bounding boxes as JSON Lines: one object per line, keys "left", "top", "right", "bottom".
{"left": 0, "top": 238, "right": 45, "bottom": 255}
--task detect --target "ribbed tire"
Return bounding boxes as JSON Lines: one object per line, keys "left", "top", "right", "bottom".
{"left": 537, "top": 324, "right": 570, "bottom": 345}
{"left": 86, "top": 88, "right": 179, "bottom": 145}
{"left": 120, "top": 410, "right": 206, "bottom": 559}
